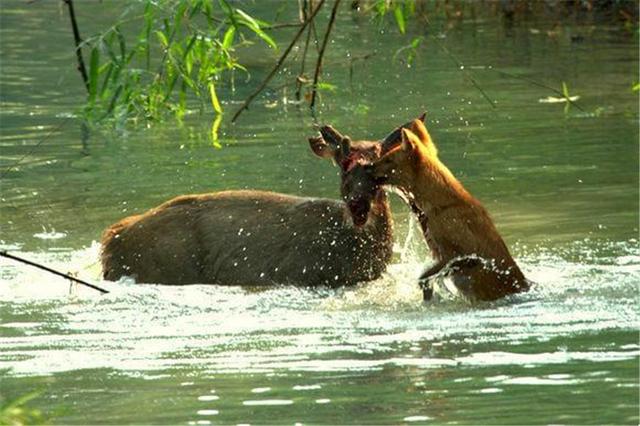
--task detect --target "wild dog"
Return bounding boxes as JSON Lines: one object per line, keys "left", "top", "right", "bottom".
{"left": 346, "top": 119, "right": 529, "bottom": 302}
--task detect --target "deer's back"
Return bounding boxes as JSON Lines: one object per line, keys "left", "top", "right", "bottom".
{"left": 101, "top": 190, "right": 392, "bottom": 286}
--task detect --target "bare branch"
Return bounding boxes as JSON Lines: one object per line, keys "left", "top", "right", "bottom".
{"left": 231, "top": 0, "right": 327, "bottom": 123}
{"left": 309, "top": 0, "right": 341, "bottom": 109}
{"left": 63, "top": 0, "right": 89, "bottom": 93}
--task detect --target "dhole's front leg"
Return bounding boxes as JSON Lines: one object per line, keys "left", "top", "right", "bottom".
{"left": 421, "top": 256, "right": 523, "bottom": 302}
{"left": 418, "top": 260, "right": 448, "bottom": 301}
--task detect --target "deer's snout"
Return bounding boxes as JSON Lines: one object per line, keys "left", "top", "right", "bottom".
{"left": 347, "top": 198, "right": 371, "bottom": 227}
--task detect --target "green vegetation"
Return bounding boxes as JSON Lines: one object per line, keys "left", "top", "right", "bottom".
{"left": 0, "top": 392, "right": 47, "bottom": 426}
{"left": 67, "top": 0, "right": 636, "bottom": 128}
{"left": 77, "top": 0, "right": 276, "bottom": 123}
{"left": 69, "top": 0, "right": 427, "bottom": 126}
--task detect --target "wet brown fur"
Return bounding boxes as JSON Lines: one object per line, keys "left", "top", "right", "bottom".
{"left": 101, "top": 190, "right": 392, "bottom": 286}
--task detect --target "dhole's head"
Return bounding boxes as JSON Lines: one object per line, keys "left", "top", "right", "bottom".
{"left": 367, "top": 118, "right": 438, "bottom": 188}
{"left": 308, "top": 114, "right": 426, "bottom": 226}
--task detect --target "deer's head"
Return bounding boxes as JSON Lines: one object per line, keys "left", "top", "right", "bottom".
{"left": 309, "top": 114, "right": 425, "bottom": 226}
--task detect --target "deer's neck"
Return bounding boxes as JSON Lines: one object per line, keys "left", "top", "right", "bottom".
{"left": 368, "top": 189, "right": 392, "bottom": 229}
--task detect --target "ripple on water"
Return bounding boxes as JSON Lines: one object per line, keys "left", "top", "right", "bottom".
{"left": 0, "top": 239, "right": 637, "bottom": 379}
{"left": 196, "top": 410, "right": 219, "bottom": 416}
{"left": 242, "top": 400, "right": 294, "bottom": 406}
{"left": 404, "top": 415, "right": 433, "bottom": 422}
{"left": 197, "top": 395, "right": 219, "bottom": 402}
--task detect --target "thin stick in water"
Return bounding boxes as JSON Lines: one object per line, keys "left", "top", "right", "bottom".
{"left": 493, "top": 69, "right": 585, "bottom": 112}
{"left": 0, "top": 251, "right": 110, "bottom": 294}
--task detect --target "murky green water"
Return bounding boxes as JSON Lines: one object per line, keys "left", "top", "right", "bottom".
{"left": 1, "top": 2, "right": 638, "bottom": 424}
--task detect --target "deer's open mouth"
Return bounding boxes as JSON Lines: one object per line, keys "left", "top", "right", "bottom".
{"left": 347, "top": 199, "right": 370, "bottom": 227}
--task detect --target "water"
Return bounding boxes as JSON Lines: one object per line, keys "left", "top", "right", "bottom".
{"left": 1, "top": 2, "right": 638, "bottom": 424}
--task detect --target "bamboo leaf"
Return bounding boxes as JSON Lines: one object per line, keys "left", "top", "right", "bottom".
{"left": 156, "top": 30, "right": 169, "bottom": 47}
{"left": 99, "top": 62, "right": 114, "bottom": 97}
{"left": 105, "top": 84, "right": 123, "bottom": 116}
{"left": 317, "top": 82, "right": 337, "bottom": 92}
{"left": 393, "top": 5, "right": 406, "bottom": 34}
{"left": 115, "top": 26, "right": 126, "bottom": 61}
{"left": 236, "top": 9, "right": 276, "bottom": 49}
{"left": 208, "top": 81, "right": 222, "bottom": 114}
{"left": 211, "top": 113, "right": 222, "bottom": 148}
{"left": 235, "top": 9, "right": 260, "bottom": 28}
{"left": 88, "top": 46, "right": 100, "bottom": 102}
{"left": 183, "top": 34, "right": 198, "bottom": 58}
{"left": 173, "top": 1, "right": 188, "bottom": 29}
{"left": 222, "top": 26, "right": 236, "bottom": 50}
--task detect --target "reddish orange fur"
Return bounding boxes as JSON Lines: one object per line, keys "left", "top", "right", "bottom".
{"left": 372, "top": 120, "right": 528, "bottom": 301}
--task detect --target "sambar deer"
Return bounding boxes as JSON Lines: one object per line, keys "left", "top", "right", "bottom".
{"left": 100, "top": 121, "right": 418, "bottom": 286}
{"left": 344, "top": 118, "right": 530, "bottom": 302}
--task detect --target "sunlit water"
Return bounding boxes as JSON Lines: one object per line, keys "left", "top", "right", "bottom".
{"left": 1, "top": 2, "right": 638, "bottom": 424}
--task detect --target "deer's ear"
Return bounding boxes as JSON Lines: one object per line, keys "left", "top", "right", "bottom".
{"left": 310, "top": 125, "right": 351, "bottom": 160}
{"left": 309, "top": 136, "right": 334, "bottom": 159}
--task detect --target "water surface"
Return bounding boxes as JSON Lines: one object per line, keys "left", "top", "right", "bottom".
{"left": 1, "top": 2, "right": 638, "bottom": 424}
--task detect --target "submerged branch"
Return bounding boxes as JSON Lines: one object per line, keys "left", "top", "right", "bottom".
{"left": 0, "top": 251, "right": 110, "bottom": 294}
{"left": 231, "top": 0, "right": 327, "bottom": 123}
{"left": 493, "top": 69, "right": 585, "bottom": 112}
{"left": 309, "top": 0, "right": 341, "bottom": 110}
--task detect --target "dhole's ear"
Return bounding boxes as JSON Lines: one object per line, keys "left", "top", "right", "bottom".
{"left": 400, "top": 128, "right": 421, "bottom": 154}
{"left": 380, "top": 113, "right": 428, "bottom": 154}
{"left": 408, "top": 118, "right": 438, "bottom": 156}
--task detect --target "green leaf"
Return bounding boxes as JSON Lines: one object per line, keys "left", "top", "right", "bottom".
{"left": 156, "top": 30, "right": 169, "bottom": 47}
{"left": 88, "top": 46, "right": 100, "bottom": 102}
{"left": 208, "top": 81, "right": 222, "bottom": 114}
{"left": 99, "top": 62, "right": 114, "bottom": 97}
{"left": 173, "top": 1, "right": 188, "bottom": 29}
{"left": 562, "top": 81, "right": 570, "bottom": 98}
{"left": 393, "top": 5, "right": 406, "bottom": 34}
{"left": 115, "top": 26, "right": 126, "bottom": 61}
{"left": 222, "top": 26, "right": 236, "bottom": 50}
{"left": 105, "top": 84, "right": 123, "bottom": 116}
{"left": 235, "top": 9, "right": 276, "bottom": 49}
{"left": 317, "top": 82, "right": 337, "bottom": 92}
{"left": 211, "top": 113, "right": 222, "bottom": 148}
{"left": 235, "top": 9, "right": 260, "bottom": 28}
{"left": 632, "top": 82, "right": 640, "bottom": 92}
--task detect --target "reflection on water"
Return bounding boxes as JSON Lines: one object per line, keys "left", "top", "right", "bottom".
{"left": 0, "top": 0, "right": 638, "bottom": 424}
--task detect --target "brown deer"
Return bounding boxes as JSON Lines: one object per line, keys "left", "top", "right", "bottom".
{"left": 343, "top": 118, "right": 530, "bottom": 302}
{"left": 100, "top": 121, "right": 419, "bottom": 286}
{"left": 100, "top": 189, "right": 392, "bottom": 286}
